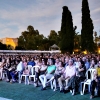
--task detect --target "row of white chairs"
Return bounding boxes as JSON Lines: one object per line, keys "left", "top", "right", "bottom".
{"left": 2, "top": 65, "right": 36, "bottom": 84}
{"left": 21, "top": 67, "right": 96, "bottom": 95}
{"left": 2, "top": 66, "right": 96, "bottom": 95}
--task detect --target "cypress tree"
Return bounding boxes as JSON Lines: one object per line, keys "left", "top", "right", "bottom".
{"left": 81, "top": 0, "right": 94, "bottom": 52}
{"left": 60, "top": 6, "right": 74, "bottom": 54}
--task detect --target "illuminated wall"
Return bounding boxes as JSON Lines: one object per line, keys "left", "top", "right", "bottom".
{"left": 0, "top": 37, "right": 18, "bottom": 49}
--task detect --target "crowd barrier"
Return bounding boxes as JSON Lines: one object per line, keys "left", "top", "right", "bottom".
{"left": 0, "top": 50, "right": 61, "bottom": 55}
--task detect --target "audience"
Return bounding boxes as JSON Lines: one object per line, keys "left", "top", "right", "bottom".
{"left": 0, "top": 53, "right": 100, "bottom": 99}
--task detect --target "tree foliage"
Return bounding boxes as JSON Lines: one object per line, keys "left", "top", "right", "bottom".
{"left": 17, "top": 25, "right": 61, "bottom": 50}
{"left": 60, "top": 6, "right": 74, "bottom": 53}
{"left": 18, "top": 25, "right": 43, "bottom": 50}
{"left": 81, "top": 0, "right": 94, "bottom": 52}
{"left": 0, "top": 42, "right": 8, "bottom": 50}
{"left": 74, "top": 34, "right": 81, "bottom": 53}
{"left": 48, "top": 30, "right": 60, "bottom": 46}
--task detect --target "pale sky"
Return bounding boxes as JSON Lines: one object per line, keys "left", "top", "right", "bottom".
{"left": 0, "top": 0, "right": 100, "bottom": 38}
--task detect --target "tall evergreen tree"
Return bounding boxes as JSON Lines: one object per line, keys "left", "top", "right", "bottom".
{"left": 60, "top": 6, "right": 74, "bottom": 53}
{"left": 81, "top": 0, "right": 94, "bottom": 52}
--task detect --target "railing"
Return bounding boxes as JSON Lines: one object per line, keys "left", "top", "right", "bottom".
{"left": 0, "top": 50, "right": 61, "bottom": 54}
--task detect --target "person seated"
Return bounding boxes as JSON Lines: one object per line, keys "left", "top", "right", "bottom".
{"left": 34, "top": 59, "right": 47, "bottom": 87}
{"left": 10, "top": 65, "right": 18, "bottom": 83}
{"left": 39, "top": 59, "right": 56, "bottom": 90}
{"left": 90, "top": 59, "right": 97, "bottom": 69}
{"left": 16, "top": 59, "right": 24, "bottom": 83}
{"left": 23, "top": 66, "right": 30, "bottom": 75}
{"left": 0, "top": 59, "right": 5, "bottom": 81}
{"left": 90, "top": 61, "right": 100, "bottom": 99}
{"left": 72, "top": 61, "right": 86, "bottom": 95}
{"left": 46, "top": 61, "right": 65, "bottom": 91}
{"left": 55, "top": 58, "right": 60, "bottom": 68}
{"left": 58, "top": 59, "right": 76, "bottom": 93}
{"left": 27, "top": 57, "right": 35, "bottom": 67}
{"left": 3, "top": 58, "right": 12, "bottom": 82}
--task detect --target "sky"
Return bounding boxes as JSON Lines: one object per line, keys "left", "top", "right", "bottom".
{"left": 0, "top": 0, "right": 100, "bottom": 38}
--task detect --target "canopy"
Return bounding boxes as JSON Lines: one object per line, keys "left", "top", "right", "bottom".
{"left": 50, "top": 44, "right": 60, "bottom": 50}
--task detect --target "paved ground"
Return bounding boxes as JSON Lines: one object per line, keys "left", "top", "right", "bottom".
{"left": 0, "top": 81, "right": 100, "bottom": 100}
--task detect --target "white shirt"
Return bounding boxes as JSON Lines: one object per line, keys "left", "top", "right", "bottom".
{"left": 64, "top": 65, "right": 76, "bottom": 78}
{"left": 17, "top": 61, "right": 24, "bottom": 71}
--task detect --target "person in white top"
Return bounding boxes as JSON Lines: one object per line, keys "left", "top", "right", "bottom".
{"left": 34, "top": 59, "right": 47, "bottom": 87}
{"left": 74, "top": 57, "right": 81, "bottom": 69}
{"left": 16, "top": 60, "right": 24, "bottom": 83}
{"left": 55, "top": 58, "right": 60, "bottom": 68}
{"left": 0, "top": 61, "right": 4, "bottom": 80}
{"left": 58, "top": 59, "right": 76, "bottom": 92}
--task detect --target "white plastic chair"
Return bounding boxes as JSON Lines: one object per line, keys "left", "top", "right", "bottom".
{"left": 20, "top": 65, "right": 32, "bottom": 85}
{"left": 2, "top": 70, "right": 7, "bottom": 80}
{"left": 20, "top": 74, "right": 29, "bottom": 85}
{"left": 28, "top": 67, "right": 36, "bottom": 84}
{"left": 27, "top": 65, "right": 32, "bottom": 72}
{"left": 82, "top": 68, "right": 96, "bottom": 94}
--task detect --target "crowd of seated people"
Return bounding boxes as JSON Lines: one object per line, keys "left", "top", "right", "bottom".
{"left": 0, "top": 53, "right": 100, "bottom": 99}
